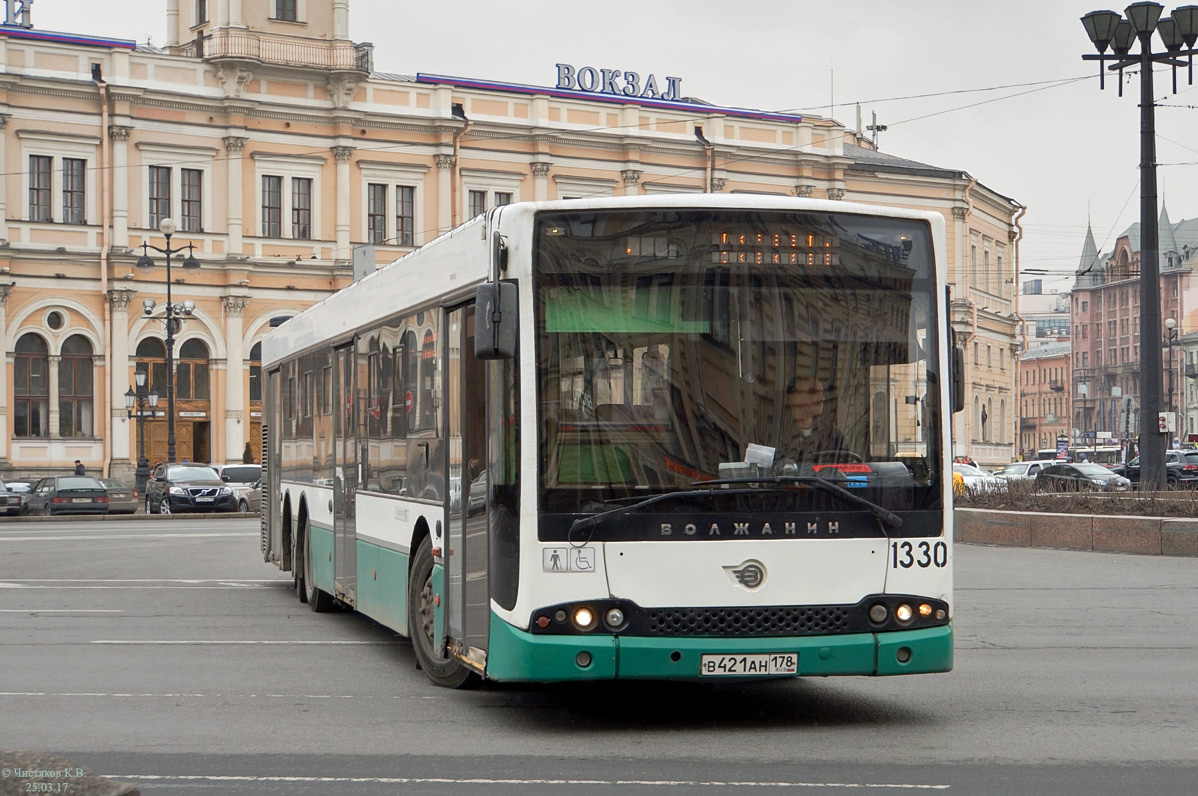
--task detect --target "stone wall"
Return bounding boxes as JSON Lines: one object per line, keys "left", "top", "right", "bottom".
{"left": 954, "top": 508, "right": 1198, "bottom": 557}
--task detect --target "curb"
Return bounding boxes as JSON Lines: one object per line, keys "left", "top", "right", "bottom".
{"left": 955, "top": 508, "right": 1198, "bottom": 557}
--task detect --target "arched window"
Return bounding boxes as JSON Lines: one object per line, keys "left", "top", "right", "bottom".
{"left": 177, "top": 339, "right": 210, "bottom": 400}
{"left": 136, "top": 338, "right": 168, "bottom": 395}
{"left": 998, "top": 399, "right": 1006, "bottom": 446}
{"left": 14, "top": 333, "right": 49, "bottom": 438}
{"left": 249, "top": 342, "right": 262, "bottom": 402}
{"left": 59, "top": 335, "right": 94, "bottom": 437}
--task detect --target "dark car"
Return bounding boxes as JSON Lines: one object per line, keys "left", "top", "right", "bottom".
{"left": 26, "top": 476, "right": 110, "bottom": 515}
{"left": 1111, "top": 450, "right": 1198, "bottom": 489}
{"left": 1036, "top": 462, "right": 1132, "bottom": 493}
{"left": 145, "top": 463, "right": 238, "bottom": 514}
{"left": 1, "top": 478, "right": 30, "bottom": 516}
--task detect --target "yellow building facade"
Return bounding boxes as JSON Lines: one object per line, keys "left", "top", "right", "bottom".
{"left": 0, "top": 0, "right": 1023, "bottom": 481}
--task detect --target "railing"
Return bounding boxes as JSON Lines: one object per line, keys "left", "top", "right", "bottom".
{"left": 174, "top": 32, "right": 371, "bottom": 72}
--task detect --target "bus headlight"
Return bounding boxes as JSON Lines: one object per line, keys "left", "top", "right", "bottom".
{"left": 894, "top": 604, "right": 915, "bottom": 625}
{"left": 572, "top": 606, "right": 598, "bottom": 631}
{"left": 868, "top": 604, "right": 888, "bottom": 624}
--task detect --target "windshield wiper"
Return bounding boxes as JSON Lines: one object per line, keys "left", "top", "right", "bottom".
{"left": 568, "top": 476, "right": 902, "bottom": 542}
{"left": 693, "top": 475, "right": 903, "bottom": 531}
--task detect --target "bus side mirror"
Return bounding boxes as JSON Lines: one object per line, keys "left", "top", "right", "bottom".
{"left": 476, "top": 280, "right": 518, "bottom": 360}
{"left": 950, "top": 345, "right": 965, "bottom": 413}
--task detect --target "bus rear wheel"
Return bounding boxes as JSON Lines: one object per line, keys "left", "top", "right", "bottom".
{"left": 407, "top": 536, "right": 476, "bottom": 688}
{"left": 302, "top": 525, "right": 335, "bottom": 612}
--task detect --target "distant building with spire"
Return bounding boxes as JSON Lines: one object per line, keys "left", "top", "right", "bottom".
{"left": 1067, "top": 205, "right": 1198, "bottom": 447}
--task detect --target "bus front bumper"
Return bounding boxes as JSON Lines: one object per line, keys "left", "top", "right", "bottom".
{"left": 485, "top": 614, "right": 952, "bottom": 682}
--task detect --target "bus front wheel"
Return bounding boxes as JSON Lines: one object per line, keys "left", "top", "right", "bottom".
{"left": 407, "top": 536, "right": 477, "bottom": 688}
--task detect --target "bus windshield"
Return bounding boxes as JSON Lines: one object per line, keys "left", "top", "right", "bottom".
{"left": 534, "top": 208, "right": 942, "bottom": 517}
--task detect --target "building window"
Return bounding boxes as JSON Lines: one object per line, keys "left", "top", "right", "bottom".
{"left": 196, "top": 0, "right": 207, "bottom": 23}
{"left": 495, "top": 192, "right": 513, "bottom": 207}
{"left": 396, "top": 185, "right": 414, "bottom": 246}
{"left": 292, "top": 177, "right": 312, "bottom": 239}
{"left": 63, "top": 158, "right": 86, "bottom": 224}
{"left": 368, "top": 183, "right": 387, "bottom": 244}
{"left": 274, "top": 0, "right": 297, "bottom": 21}
{"left": 58, "top": 335, "right": 94, "bottom": 438}
{"left": 249, "top": 342, "right": 262, "bottom": 402}
{"left": 468, "top": 190, "right": 487, "bottom": 219}
{"left": 29, "top": 155, "right": 52, "bottom": 222}
{"left": 181, "top": 168, "right": 203, "bottom": 232}
{"left": 149, "top": 166, "right": 172, "bottom": 228}
{"left": 262, "top": 175, "right": 282, "bottom": 238}
{"left": 176, "top": 339, "right": 210, "bottom": 400}
{"left": 14, "top": 333, "right": 50, "bottom": 438}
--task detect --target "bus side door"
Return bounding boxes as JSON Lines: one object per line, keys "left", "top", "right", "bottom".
{"left": 446, "top": 303, "right": 489, "bottom": 663}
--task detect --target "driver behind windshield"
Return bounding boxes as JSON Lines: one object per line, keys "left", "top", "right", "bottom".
{"left": 779, "top": 376, "right": 851, "bottom": 465}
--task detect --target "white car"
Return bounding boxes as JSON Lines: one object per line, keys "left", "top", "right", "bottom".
{"left": 952, "top": 463, "right": 1004, "bottom": 493}
{"left": 994, "top": 461, "right": 1048, "bottom": 483}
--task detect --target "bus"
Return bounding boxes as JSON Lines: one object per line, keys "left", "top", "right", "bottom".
{"left": 1035, "top": 444, "right": 1124, "bottom": 466}
{"left": 260, "top": 195, "right": 959, "bottom": 687}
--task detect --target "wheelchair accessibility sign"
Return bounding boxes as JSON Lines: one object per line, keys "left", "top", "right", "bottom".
{"left": 543, "top": 546, "right": 596, "bottom": 573}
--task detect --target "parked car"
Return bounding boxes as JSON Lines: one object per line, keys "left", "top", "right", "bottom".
{"left": 1, "top": 478, "right": 29, "bottom": 516}
{"left": 1111, "top": 450, "right": 1198, "bottom": 489}
{"left": 207, "top": 463, "right": 262, "bottom": 489}
{"left": 232, "top": 479, "right": 261, "bottom": 513}
{"left": 994, "top": 461, "right": 1048, "bottom": 483}
{"left": 25, "top": 476, "right": 110, "bottom": 515}
{"left": 1036, "top": 462, "right": 1132, "bottom": 493}
{"left": 952, "top": 463, "right": 1003, "bottom": 494}
{"left": 145, "top": 463, "right": 238, "bottom": 514}
{"left": 98, "top": 478, "right": 138, "bottom": 514}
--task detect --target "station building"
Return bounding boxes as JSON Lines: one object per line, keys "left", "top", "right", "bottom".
{"left": 0, "top": 0, "right": 1023, "bottom": 480}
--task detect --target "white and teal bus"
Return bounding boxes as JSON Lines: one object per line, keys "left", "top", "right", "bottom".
{"left": 260, "top": 195, "right": 960, "bottom": 687}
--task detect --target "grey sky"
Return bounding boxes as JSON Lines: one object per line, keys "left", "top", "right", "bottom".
{"left": 26, "top": 0, "right": 1198, "bottom": 294}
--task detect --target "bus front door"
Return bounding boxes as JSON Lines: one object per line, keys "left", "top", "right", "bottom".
{"left": 446, "top": 304, "right": 489, "bottom": 668}
{"left": 333, "top": 343, "right": 358, "bottom": 605}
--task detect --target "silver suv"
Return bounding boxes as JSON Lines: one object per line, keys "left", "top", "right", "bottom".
{"left": 207, "top": 463, "right": 262, "bottom": 489}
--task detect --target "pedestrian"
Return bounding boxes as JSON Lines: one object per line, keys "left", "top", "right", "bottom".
{"left": 73, "top": 459, "right": 85, "bottom": 475}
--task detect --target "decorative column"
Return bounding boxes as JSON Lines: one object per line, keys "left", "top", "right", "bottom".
{"left": 0, "top": 284, "right": 11, "bottom": 460}
{"left": 109, "top": 125, "right": 131, "bottom": 246}
{"left": 0, "top": 113, "right": 9, "bottom": 243}
{"left": 827, "top": 188, "right": 846, "bottom": 201}
{"left": 435, "top": 154, "right": 455, "bottom": 235}
{"left": 332, "top": 145, "right": 354, "bottom": 260}
{"left": 166, "top": 0, "right": 179, "bottom": 48}
{"left": 531, "top": 162, "right": 551, "bottom": 202}
{"left": 47, "top": 354, "right": 61, "bottom": 442}
{"left": 109, "top": 289, "right": 135, "bottom": 462}
{"left": 223, "top": 295, "right": 249, "bottom": 463}
{"left": 795, "top": 184, "right": 814, "bottom": 198}
{"left": 621, "top": 169, "right": 642, "bottom": 196}
{"left": 224, "top": 136, "right": 247, "bottom": 257}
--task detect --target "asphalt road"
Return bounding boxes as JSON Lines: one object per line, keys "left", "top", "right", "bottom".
{"left": 1, "top": 517, "right": 1196, "bottom": 795}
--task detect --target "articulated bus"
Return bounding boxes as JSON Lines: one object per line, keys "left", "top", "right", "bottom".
{"left": 260, "top": 195, "right": 958, "bottom": 687}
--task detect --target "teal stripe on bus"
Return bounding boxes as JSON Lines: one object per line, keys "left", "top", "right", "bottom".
{"left": 308, "top": 523, "right": 335, "bottom": 596}
{"left": 355, "top": 540, "right": 410, "bottom": 637}
{"left": 486, "top": 613, "right": 953, "bottom": 682}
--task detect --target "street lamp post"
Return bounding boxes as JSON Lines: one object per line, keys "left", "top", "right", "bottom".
{"left": 124, "top": 368, "right": 159, "bottom": 497}
{"left": 1078, "top": 381, "right": 1090, "bottom": 459}
{"left": 1164, "top": 317, "right": 1181, "bottom": 443}
{"left": 1081, "top": 2, "right": 1198, "bottom": 490}
{"left": 137, "top": 218, "right": 200, "bottom": 464}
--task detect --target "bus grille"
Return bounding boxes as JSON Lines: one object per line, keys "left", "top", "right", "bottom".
{"left": 644, "top": 606, "right": 854, "bottom": 637}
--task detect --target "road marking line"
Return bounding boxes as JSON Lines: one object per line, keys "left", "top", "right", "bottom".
{"left": 0, "top": 583, "right": 281, "bottom": 590}
{"left": 0, "top": 532, "right": 258, "bottom": 541}
{"left": 90, "top": 639, "right": 395, "bottom": 645}
{"left": 0, "top": 609, "right": 124, "bottom": 612}
{"left": 107, "top": 775, "right": 950, "bottom": 789}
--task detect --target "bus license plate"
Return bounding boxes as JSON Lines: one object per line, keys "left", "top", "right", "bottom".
{"left": 700, "top": 653, "right": 798, "bottom": 676}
